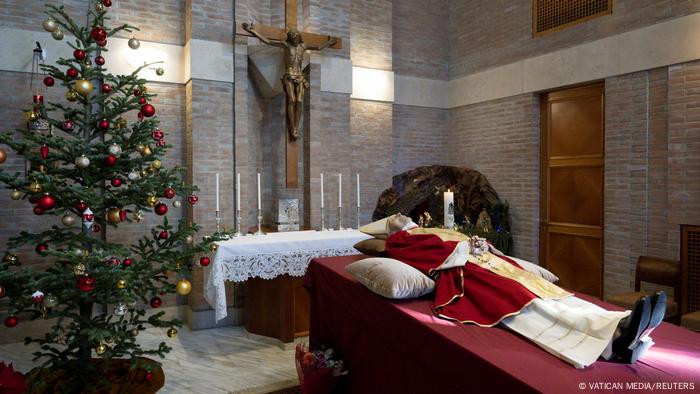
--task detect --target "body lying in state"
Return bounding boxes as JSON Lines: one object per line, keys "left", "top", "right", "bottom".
{"left": 353, "top": 214, "right": 666, "bottom": 369}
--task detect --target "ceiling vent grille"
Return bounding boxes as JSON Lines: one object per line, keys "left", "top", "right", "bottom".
{"left": 533, "top": 0, "right": 612, "bottom": 36}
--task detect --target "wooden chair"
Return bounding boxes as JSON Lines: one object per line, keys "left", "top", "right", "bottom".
{"left": 606, "top": 256, "right": 682, "bottom": 322}
{"left": 681, "top": 311, "right": 700, "bottom": 332}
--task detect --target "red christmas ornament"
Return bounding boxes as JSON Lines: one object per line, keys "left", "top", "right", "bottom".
{"left": 95, "top": 55, "right": 105, "bottom": 66}
{"left": 119, "top": 210, "right": 128, "bottom": 222}
{"left": 91, "top": 27, "right": 107, "bottom": 42}
{"left": 123, "top": 258, "right": 133, "bottom": 267}
{"left": 138, "top": 97, "right": 147, "bottom": 105}
{"left": 4, "top": 316, "right": 18, "bottom": 328}
{"left": 158, "top": 230, "right": 168, "bottom": 240}
{"left": 101, "top": 83, "right": 112, "bottom": 94}
{"left": 35, "top": 243, "right": 49, "bottom": 255}
{"left": 66, "top": 68, "right": 79, "bottom": 78}
{"left": 37, "top": 194, "right": 56, "bottom": 210}
{"left": 199, "top": 256, "right": 211, "bottom": 267}
{"left": 104, "top": 154, "right": 117, "bottom": 166}
{"left": 40, "top": 144, "right": 49, "bottom": 160}
{"left": 163, "top": 187, "right": 176, "bottom": 199}
{"left": 92, "top": 223, "right": 102, "bottom": 233}
{"left": 149, "top": 296, "right": 162, "bottom": 308}
{"left": 156, "top": 140, "right": 166, "bottom": 148}
{"left": 43, "top": 76, "right": 55, "bottom": 86}
{"left": 145, "top": 370, "right": 153, "bottom": 382}
{"left": 103, "top": 0, "right": 112, "bottom": 7}
{"left": 98, "top": 119, "right": 110, "bottom": 130}
{"left": 33, "top": 94, "right": 44, "bottom": 104}
{"left": 107, "top": 256, "right": 121, "bottom": 266}
{"left": 152, "top": 129, "right": 164, "bottom": 141}
{"left": 133, "top": 89, "right": 142, "bottom": 97}
{"left": 97, "top": 40, "right": 108, "bottom": 47}
{"left": 154, "top": 202, "right": 168, "bottom": 216}
{"left": 187, "top": 194, "right": 199, "bottom": 205}
{"left": 140, "top": 104, "right": 156, "bottom": 118}
{"left": 63, "top": 119, "right": 75, "bottom": 131}
{"left": 29, "top": 196, "right": 39, "bottom": 204}
{"left": 73, "top": 49, "right": 86, "bottom": 60}
{"left": 75, "top": 200, "right": 88, "bottom": 212}
{"left": 0, "top": 285, "right": 5, "bottom": 298}
{"left": 32, "top": 291, "right": 45, "bottom": 304}
{"left": 111, "top": 177, "right": 122, "bottom": 187}
{"left": 83, "top": 212, "right": 94, "bottom": 221}
{"left": 78, "top": 275, "right": 96, "bottom": 292}
{"left": 33, "top": 206, "right": 45, "bottom": 216}
{"left": 137, "top": 112, "right": 144, "bottom": 121}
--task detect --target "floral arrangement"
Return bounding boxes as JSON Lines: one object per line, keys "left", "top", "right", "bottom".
{"left": 0, "top": 361, "right": 27, "bottom": 393}
{"left": 295, "top": 343, "right": 347, "bottom": 394}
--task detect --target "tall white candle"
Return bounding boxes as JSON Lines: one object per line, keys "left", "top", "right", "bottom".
{"left": 236, "top": 173, "right": 241, "bottom": 211}
{"left": 320, "top": 173, "right": 324, "bottom": 208}
{"left": 215, "top": 173, "right": 220, "bottom": 212}
{"left": 257, "top": 173, "right": 261, "bottom": 210}
{"left": 356, "top": 174, "right": 360, "bottom": 208}
{"left": 338, "top": 173, "right": 342, "bottom": 208}
{"left": 444, "top": 189, "right": 454, "bottom": 229}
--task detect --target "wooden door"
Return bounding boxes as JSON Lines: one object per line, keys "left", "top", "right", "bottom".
{"left": 540, "top": 83, "right": 604, "bottom": 297}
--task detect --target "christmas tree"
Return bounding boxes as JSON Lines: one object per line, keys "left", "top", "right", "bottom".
{"left": 0, "top": 1, "right": 224, "bottom": 390}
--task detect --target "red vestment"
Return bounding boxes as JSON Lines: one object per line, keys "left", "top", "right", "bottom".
{"left": 386, "top": 230, "right": 537, "bottom": 326}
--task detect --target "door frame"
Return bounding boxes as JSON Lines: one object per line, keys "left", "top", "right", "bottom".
{"left": 539, "top": 82, "right": 605, "bottom": 297}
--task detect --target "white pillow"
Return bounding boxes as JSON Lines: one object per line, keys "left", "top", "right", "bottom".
{"left": 346, "top": 257, "right": 435, "bottom": 299}
{"left": 508, "top": 256, "right": 559, "bottom": 283}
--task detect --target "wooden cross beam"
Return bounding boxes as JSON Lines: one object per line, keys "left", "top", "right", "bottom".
{"left": 236, "top": 0, "right": 342, "bottom": 189}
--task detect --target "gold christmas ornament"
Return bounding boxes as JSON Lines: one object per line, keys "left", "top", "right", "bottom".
{"left": 116, "top": 278, "right": 127, "bottom": 289}
{"left": 147, "top": 195, "right": 158, "bottom": 206}
{"left": 185, "top": 235, "right": 194, "bottom": 244}
{"left": 2, "top": 253, "right": 19, "bottom": 266}
{"left": 95, "top": 2, "right": 105, "bottom": 12}
{"left": 150, "top": 159, "right": 161, "bottom": 170}
{"left": 116, "top": 117, "right": 127, "bottom": 129}
{"left": 0, "top": 148, "right": 6, "bottom": 163}
{"left": 133, "top": 210, "right": 144, "bottom": 222}
{"left": 29, "top": 180, "right": 43, "bottom": 193}
{"left": 131, "top": 329, "right": 139, "bottom": 337}
{"left": 136, "top": 144, "right": 146, "bottom": 153}
{"left": 95, "top": 343, "right": 107, "bottom": 355}
{"left": 26, "top": 111, "right": 40, "bottom": 122}
{"left": 140, "top": 170, "right": 149, "bottom": 178}
{"left": 75, "top": 155, "right": 90, "bottom": 168}
{"left": 51, "top": 27, "right": 64, "bottom": 41}
{"left": 10, "top": 189, "right": 22, "bottom": 200}
{"left": 107, "top": 207, "right": 122, "bottom": 224}
{"left": 210, "top": 243, "right": 218, "bottom": 252}
{"left": 155, "top": 67, "right": 165, "bottom": 76}
{"left": 61, "top": 213, "right": 77, "bottom": 226}
{"left": 140, "top": 145, "right": 153, "bottom": 157}
{"left": 166, "top": 328, "right": 178, "bottom": 338}
{"left": 66, "top": 90, "right": 79, "bottom": 102}
{"left": 42, "top": 17, "right": 57, "bottom": 32}
{"left": 128, "top": 37, "right": 141, "bottom": 50}
{"left": 175, "top": 279, "right": 192, "bottom": 296}
{"left": 74, "top": 79, "right": 94, "bottom": 96}
{"left": 73, "top": 263, "right": 86, "bottom": 276}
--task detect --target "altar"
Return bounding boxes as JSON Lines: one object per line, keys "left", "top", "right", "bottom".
{"left": 205, "top": 230, "right": 370, "bottom": 342}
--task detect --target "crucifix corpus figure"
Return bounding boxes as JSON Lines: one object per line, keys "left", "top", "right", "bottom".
{"left": 243, "top": 23, "right": 337, "bottom": 141}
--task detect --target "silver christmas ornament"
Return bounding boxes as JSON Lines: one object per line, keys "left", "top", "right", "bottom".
{"left": 128, "top": 37, "right": 141, "bottom": 50}
{"left": 185, "top": 235, "right": 194, "bottom": 244}
{"left": 43, "top": 294, "right": 58, "bottom": 308}
{"left": 127, "top": 170, "right": 140, "bottom": 181}
{"left": 173, "top": 200, "right": 182, "bottom": 208}
{"left": 114, "top": 303, "right": 127, "bottom": 316}
{"left": 108, "top": 144, "right": 122, "bottom": 156}
{"left": 62, "top": 213, "right": 77, "bottom": 226}
{"left": 155, "top": 67, "right": 164, "bottom": 76}
{"left": 42, "top": 18, "right": 57, "bottom": 32}
{"left": 75, "top": 155, "right": 90, "bottom": 168}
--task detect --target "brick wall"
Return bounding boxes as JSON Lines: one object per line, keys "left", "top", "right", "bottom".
{"left": 448, "top": 94, "right": 541, "bottom": 263}
{"left": 350, "top": 0, "right": 392, "bottom": 70}
{"left": 392, "top": 105, "right": 449, "bottom": 175}
{"left": 448, "top": 0, "right": 700, "bottom": 79}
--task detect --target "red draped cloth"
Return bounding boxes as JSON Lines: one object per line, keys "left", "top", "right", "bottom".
{"left": 386, "top": 230, "right": 537, "bottom": 326}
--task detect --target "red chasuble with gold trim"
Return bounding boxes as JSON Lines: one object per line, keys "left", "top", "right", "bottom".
{"left": 386, "top": 230, "right": 537, "bottom": 327}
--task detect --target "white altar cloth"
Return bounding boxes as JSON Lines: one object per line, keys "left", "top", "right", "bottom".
{"left": 205, "top": 229, "right": 371, "bottom": 321}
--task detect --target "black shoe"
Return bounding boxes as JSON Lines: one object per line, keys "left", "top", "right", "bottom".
{"left": 640, "top": 291, "right": 666, "bottom": 340}
{"left": 613, "top": 295, "right": 651, "bottom": 363}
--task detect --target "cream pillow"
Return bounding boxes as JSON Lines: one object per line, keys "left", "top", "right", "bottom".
{"left": 346, "top": 257, "right": 435, "bottom": 299}
{"left": 508, "top": 256, "right": 559, "bottom": 283}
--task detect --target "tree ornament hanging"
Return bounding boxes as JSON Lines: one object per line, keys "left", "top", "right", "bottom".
{"left": 66, "top": 90, "right": 79, "bottom": 102}
{"left": 40, "top": 144, "right": 49, "bottom": 159}
{"left": 98, "top": 119, "right": 110, "bottom": 130}
{"left": 104, "top": 154, "right": 117, "bottom": 166}
{"left": 73, "top": 263, "right": 86, "bottom": 276}
{"left": 140, "top": 104, "right": 155, "bottom": 117}
{"left": 185, "top": 235, "right": 194, "bottom": 244}
{"left": 152, "top": 129, "right": 164, "bottom": 141}
{"left": 114, "top": 303, "right": 127, "bottom": 316}
{"left": 164, "top": 187, "right": 175, "bottom": 199}
{"left": 73, "top": 49, "right": 86, "bottom": 60}
{"left": 103, "top": 0, "right": 113, "bottom": 8}
{"left": 91, "top": 27, "right": 107, "bottom": 42}
{"left": 127, "top": 170, "right": 140, "bottom": 181}
{"left": 108, "top": 144, "right": 122, "bottom": 155}
{"left": 33, "top": 206, "right": 45, "bottom": 216}
{"left": 158, "top": 230, "right": 168, "bottom": 240}
{"left": 91, "top": 223, "right": 102, "bottom": 233}
{"left": 110, "top": 177, "right": 122, "bottom": 187}
{"left": 31, "top": 290, "right": 45, "bottom": 304}
{"left": 0, "top": 285, "right": 4, "bottom": 298}
{"left": 133, "top": 89, "right": 142, "bottom": 97}
{"left": 187, "top": 194, "right": 199, "bottom": 205}
{"left": 138, "top": 97, "right": 147, "bottom": 105}
{"left": 0, "top": 149, "right": 6, "bottom": 164}
{"left": 116, "top": 278, "right": 127, "bottom": 289}
{"left": 74, "top": 200, "right": 88, "bottom": 212}
{"left": 149, "top": 296, "right": 162, "bottom": 308}
{"left": 10, "top": 189, "right": 22, "bottom": 200}
{"left": 199, "top": 256, "right": 211, "bottom": 267}
{"left": 95, "top": 55, "right": 105, "bottom": 66}
{"left": 95, "top": 343, "right": 107, "bottom": 355}
{"left": 62, "top": 119, "right": 75, "bottom": 131}
{"left": 94, "top": 2, "right": 105, "bottom": 12}
{"left": 75, "top": 155, "right": 90, "bottom": 168}
{"left": 82, "top": 208, "right": 94, "bottom": 223}
{"left": 101, "top": 83, "right": 112, "bottom": 94}
{"left": 62, "top": 212, "right": 77, "bottom": 226}
{"left": 176, "top": 279, "right": 192, "bottom": 296}
{"left": 74, "top": 79, "right": 93, "bottom": 96}
{"left": 151, "top": 159, "right": 161, "bottom": 170}
{"left": 78, "top": 274, "right": 96, "bottom": 292}
{"left": 96, "top": 39, "right": 107, "bottom": 47}
{"left": 147, "top": 195, "right": 158, "bottom": 206}
{"left": 35, "top": 242, "right": 49, "bottom": 255}
{"left": 128, "top": 37, "right": 141, "bottom": 50}
{"left": 66, "top": 68, "right": 79, "bottom": 79}
{"left": 156, "top": 67, "right": 165, "bottom": 76}
{"left": 37, "top": 194, "right": 56, "bottom": 210}
{"left": 154, "top": 202, "right": 168, "bottom": 216}
{"left": 107, "top": 207, "right": 123, "bottom": 223}
{"left": 51, "top": 27, "right": 64, "bottom": 40}
{"left": 173, "top": 200, "right": 182, "bottom": 208}
{"left": 29, "top": 180, "right": 43, "bottom": 193}
{"left": 123, "top": 258, "right": 133, "bottom": 267}
{"left": 43, "top": 76, "right": 55, "bottom": 86}
{"left": 4, "top": 316, "right": 18, "bottom": 328}
{"left": 43, "top": 294, "right": 58, "bottom": 308}
{"left": 42, "top": 17, "right": 57, "bottom": 32}
{"left": 2, "top": 253, "right": 19, "bottom": 266}
{"left": 133, "top": 210, "right": 144, "bottom": 222}
{"left": 166, "top": 328, "right": 178, "bottom": 338}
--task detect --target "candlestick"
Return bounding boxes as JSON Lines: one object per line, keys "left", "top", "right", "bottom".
{"left": 255, "top": 209, "right": 264, "bottom": 236}
{"left": 257, "top": 173, "right": 261, "bottom": 210}
{"left": 215, "top": 210, "right": 221, "bottom": 233}
{"left": 338, "top": 205, "right": 343, "bottom": 230}
{"left": 356, "top": 206, "right": 361, "bottom": 230}
{"left": 356, "top": 173, "right": 360, "bottom": 208}
{"left": 215, "top": 173, "right": 220, "bottom": 213}
{"left": 321, "top": 206, "right": 327, "bottom": 231}
{"left": 236, "top": 173, "right": 241, "bottom": 211}
{"left": 234, "top": 210, "right": 243, "bottom": 237}
{"left": 338, "top": 173, "right": 342, "bottom": 208}
{"left": 444, "top": 189, "right": 455, "bottom": 229}
{"left": 320, "top": 173, "right": 324, "bottom": 208}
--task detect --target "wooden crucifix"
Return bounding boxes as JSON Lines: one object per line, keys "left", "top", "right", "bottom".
{"left": 237, "top": 0, "right": 342, "bottom": 189}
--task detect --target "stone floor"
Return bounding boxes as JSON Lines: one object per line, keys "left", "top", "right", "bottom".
{"left": 0, "top": 326, "right": 301, "bottom": 394}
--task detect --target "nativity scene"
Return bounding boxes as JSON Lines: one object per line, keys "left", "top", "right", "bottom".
{"left": 0, "top": 0, "right": 699, "bottom": 393}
